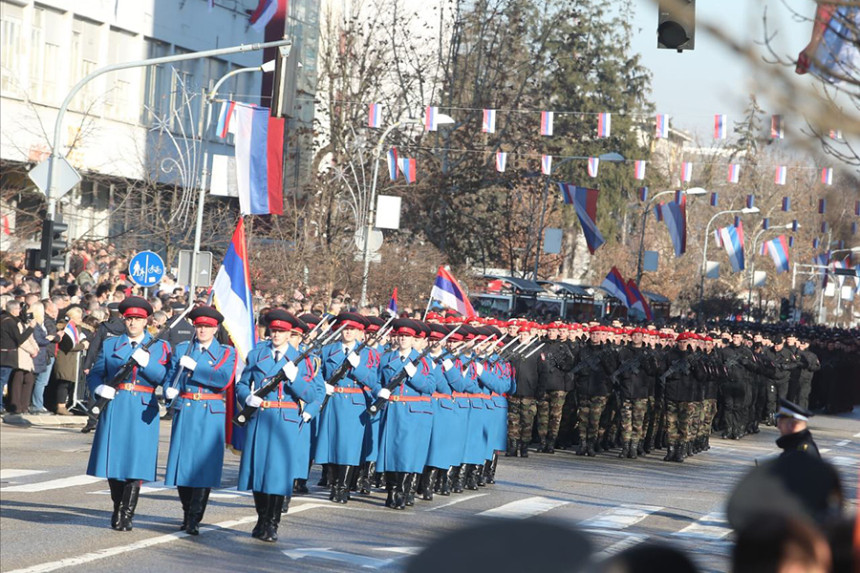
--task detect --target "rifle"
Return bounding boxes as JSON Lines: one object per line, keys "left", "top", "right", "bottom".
{"left": 659, "top": 354, "right": 691, "bottom": 384}
{"left": 366, "top": 325, "right": 462, "bottom": 415}
{"left": 164, "top": 292, "right": 216, "bottom": 410}
{"left": 233, "top": 323, "right": 347, "bottom": 427}
{"left": 611, "top": 355, "right": 643, "bottom": 384}
{"left": 571, "top": 347, "right": 605, "bottom": 375}
{"left": 319, "top": 316, "right": 396, "bottom": 412}
{"left": 89, "top": 305, "right": 195, "bottom": 421}
{"left": 522, "top": 341, "right": 546, "bottom": 360}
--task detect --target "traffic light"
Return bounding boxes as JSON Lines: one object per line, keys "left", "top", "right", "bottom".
{"left": 658, "top": 0, "right": 695, "bottom": 52}
{"left": 39, "top": 216, "right": 68, "bottom": 272}
{"left": 779, "top": 298, "right": 789, "bottom": 321}
{"left": 25, "top": 248, "right": 41, "bottom": 272}
{"left": 270, "top": 43, "right": 297, "bottom": 118}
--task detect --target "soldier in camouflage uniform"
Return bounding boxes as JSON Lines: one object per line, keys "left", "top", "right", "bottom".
{"left": 574, "top": 326, "right": 614, "bottom": 457}
{"left": 506, "top": 325, "right": 541, "bottom": 457}
{"left": 612, "top": 328, "right": 656, "bottom": 459}
{"left": 660, "top": 332, "right": 704, "bottom": 462}
{"left": 535, "top": 323, "right": 574, "bottom": 453}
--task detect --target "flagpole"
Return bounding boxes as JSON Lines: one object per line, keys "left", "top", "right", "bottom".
{"left": 422, "top": 294, "right": 433, "bottom": 320}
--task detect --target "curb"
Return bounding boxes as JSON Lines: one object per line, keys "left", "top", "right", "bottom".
{"left": 2, "top": 413, "right": 88, "bottom": 427}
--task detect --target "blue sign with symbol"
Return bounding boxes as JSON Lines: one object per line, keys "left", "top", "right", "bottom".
{"left": 128, "top": 251, "right": 165, "bottom": 287}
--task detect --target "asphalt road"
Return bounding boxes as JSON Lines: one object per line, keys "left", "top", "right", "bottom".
{"left": 1, "top": 410, "right": 857, "bottom": 573}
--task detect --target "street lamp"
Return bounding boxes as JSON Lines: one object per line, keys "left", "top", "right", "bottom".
{"left": 531, "top": 151, "right": 625, "bottom": 280}
{"left": 746, "top": 222, "right": 800, "bottom": 321}
{"left": 358, "top": 113, "right": 456, "bottom": 307}
{"left": 635, "top": 186, "right": 707, "bottom": 284}
{"left": 699, "top": 206, "right": 759, "bottom": 306}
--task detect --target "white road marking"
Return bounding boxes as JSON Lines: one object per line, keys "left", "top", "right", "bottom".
{"left": 371, "top": 547, "right": 421, "bottom": 555}
{"left": 673, "top": 512, "right": 732, "bottom": 540}
{"left": 423, "top": 493, "right": 487, "bottom": 512}
{"left": 853, "top": 432, "right": 860, "bottom": 438}
{"left": 593, "top": 533, "right": 648, "bottom": 560}
{"left": 477, "top": 496, "right": 568, "bottom": 519}
{"left": 283, "top": 547, "right": 395, "bottom": 569}
{"left": 5, "top": 502, "right": 330, "bottom": 573}
{"left": 830, "top": 456, "right": 857, "bottom": 467}
{"left": 835, "top": 440, "right": 850, "bottom": 447}
{"left": 0, "top": 475, "right": 103, "bottom": 493}
{"left": 578, "top": 504, "right": 663, "bottom": 530}
{"left": 0, "top": 469, "right": 47, "bottom": 480}
{"left": 819, "top": 449, "right": 832, "bottom": 454}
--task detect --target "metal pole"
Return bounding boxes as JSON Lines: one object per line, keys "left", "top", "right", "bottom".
{"left": 635, "top": 189, "right": 676, "bottom": 284}
{"left": 532, "top": 174, "right": 552, "bottom": 280}
{"left": 40, "top": 39, "right": 290, "bottom": 299}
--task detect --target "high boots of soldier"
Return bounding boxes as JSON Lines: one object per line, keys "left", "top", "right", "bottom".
{"left": 437, "top": 467, "right": 451, "bottom": 496}
{"left": 318, "top": 464, "right": 333, "bottom": 487}
{"left": 356, "top": 462, "right": 372, "bottom": 495}
{"left": 419, "top": 468, "right": 436, "bottom": 501}
{"left": 475, "top": 462, "right": 486, "bottom": 487}
{"left": 405, "top": 473, "right": 417, "bottom": 506}
{"left": 293, "top": 478, "right": 309, "bottom": 495}
{"left": 464, "top": 464, "right": 479, "bottom": 491}
{"left": 663, "top": 444, "right": 674, "bottom": 462}
{"left": 586, "top": 438, "right": 596, "bottom": 457}
{"left": 627, "top": 440, "right": 638, "bottom": 459}
{"left": 519, "top": 441, "right": 529, "bottom": 458}
{"left": 252, "top": 491, "right": 269, "bottom": 538}
{"left": 177, "top": 486, "right": 192, "bottom": 531}
{"left": 449, "top": 465, "right": 464, "bottom": 494}
{"left": 543, "top": 436, "right": 556, "bottom": 454}
{"left": 636, "top": 440, "right": 645, "bottom": 457}
{"left": 673, "top": 442, "right": 686, "bottom": 462}
{"left": 384, "top": 473, "right": 396, "bottom": 508}
{"left": 686, "top": 441, "right": 694, "bottom": 457}
{"left": 506, "top": 439, "right": 518, "bottom": 457}
{"left": 331, "top": 465, "right": 350, "bottom": 504}
{"left": 108, "top": 479, "right": 124, "bottom": 530}
{"left": 618, "top": 441, "right": 629, "bottom": 458}
{"left": 485, "top": 454, "right": 498, "bottom": 485}
{"left": 117, "top": 480, "right": 141, "bottom": 532}
{"left": 643, "top": 436, "right": 653, "bottom": 454}
{"left": 186, "top": 487, "right": 209, "bottom": 535}
{"left": 392, "top": 473, "right": 407, "bottom": 510}
{"left": 259, "top": 495, "right": 285, "bottom": 542}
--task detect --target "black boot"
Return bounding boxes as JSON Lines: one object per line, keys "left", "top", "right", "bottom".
{"left": 405, "top": 473, "right": 416, "bottom": 506}
{"left": 618, "top": 441, "right": 629, "bottom": 458}
{"left": 186, "top": 487, "right": 208, "bottom": 535}
{"left": 627, "top": 440, "right": 637, "bottom": 459}
{"left": 393, "top": 473, "right": 407, "bottom": 509}
{"left": 704, "top": 435, "right": 711, "bottom": 451}
{"left": 544, "top": 436, "right": 555, "bottom": 454}
{"left": 673, "top": 442, "right": 686, "bottom": 463}
{"left": 586, "top": 438, "right": 596, "bottom": 457}
{"left": 318, "top": 464, "right": 333, "bottom": 487}
{"left": 450, "top": 465, "right": 464, "bottom": 494}
{"left": 464, "top": 465, "right": 478, "bottom": 490}
{"left": 293, "top": 479, "right": 309, "bottom": 495}
{"left": 384, "top": 473, "right": 396, "bottom": 508}
{"left": 663, "top": 444, "right": 674, "bottom": 462}
{"left": 593, "top": 436, "right": 603, "bottom": 453}
{"left": 333, "top": 465, "right": 350, "bottom": 504}
{"left": 251, "top": 491, "right": 269, "bottom": 538}
{"left": 371, "top": 466, "right": 382, "bottom": 489}
{"left": 519, "top": 441, "right": 529, "bottom": 458}
{"left": 108, "top": 479, "right": 124, "bottom": 530}
{"left": 485, "top": 454, "right": 498, "bottom": 485}
{"left": 576, "top": 436, "right": 588, "bottom": 456}
{"left": 505, "top": 439, "right": 518, "bottom": 457}
{"left": 643, "top": 436, "right": 653, "bottom": 454}
{"left": 260, "top": 495, "right": 285, "bottom": 542}
{"left": 117, "top": 480, "right": 141, "bottom": 532}
{"left": 636, "top": 440, "right": 645, "bottom": 457}
{"left": 356, "top": 462, "right": 371, "bottom": 495}
{"left": 476, "top": 462, "right": 486, "bottom": 487}
{"left": 420, "top": 468, "right": 436, "bottom": 501}
{"left": 686, "top": 441, "right": 694, "bottom": 457}
{"left": 177, "top": 486, "right": 192, "bottom": 531}
{"left": 438, "top": 467, "right": 451, "bottom": 496}
{"left": 538, "top": 439, "right": 547, "bottom": 453}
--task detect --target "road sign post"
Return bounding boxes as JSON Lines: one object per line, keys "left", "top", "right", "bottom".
{"left": 128, "top": 251, "right": 166, "bottom": 288}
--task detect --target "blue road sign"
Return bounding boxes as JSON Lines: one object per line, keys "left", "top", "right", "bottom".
{"left": 128, "top": 251, "right": 165, "bottom": 287}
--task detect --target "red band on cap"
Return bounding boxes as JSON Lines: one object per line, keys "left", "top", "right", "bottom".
{"left": 123, "top": 307, "right": 149, "bottom": 319}
{"left": 339, "top": 320, "right": 366, "bottom": 331}
{"left": 429, "top": 331, "right": 445, "bottom": 340}
{"left": 395, "top": 327, "right": 417, "bottom": 337}
{"left": 193, "top": 316, "right": 219, "bottom": 327}
{"left": 269, "top": 319, "right": 291, "bottom": 331}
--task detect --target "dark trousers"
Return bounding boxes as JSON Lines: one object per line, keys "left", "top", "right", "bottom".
{"left": 8, "top": 369, "right": 35, "bottom": 414}
{"left": 56, "top": 379, "right": 74, "bottom": 405}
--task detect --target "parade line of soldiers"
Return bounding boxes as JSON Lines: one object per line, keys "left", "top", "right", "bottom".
{"left": 83, "top": 297, "right": 856, "bottom": 543}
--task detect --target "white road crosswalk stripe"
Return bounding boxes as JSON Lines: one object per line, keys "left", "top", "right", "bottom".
{"left": 835, "top": 440, "right": 850, "bottom": 447}
{"left": 578, "top": 504, "right": 663, "bottom": 530}
{"left": 423, "top": 493, "right": 487, "bottom": 512}
{"left": 673, "top": 511, "right": 732, "bottom": 540}
{"left": 593, "top": 533, "right": 648, "bottom": 560}
{"left": 0, "top": 475, "right": 102, "bottom": 493}
{"left": 477, "top": 496, "right": 568, "bottom": 519}
{"left": 0, "top": 469, "right": 47, "bottom": 480}
{"left": 853, "top": 432, "right": 860, "bottom": 438}
{"left": 830, "top": 456, "right": 857, "bottom": 467}
{"left": 820, "top": 448, "right": 832, "bottom": 454}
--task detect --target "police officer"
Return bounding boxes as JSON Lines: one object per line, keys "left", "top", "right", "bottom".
{"left": 86, "top": 296, "right": 172, "bottom": 531}
{"left": 775, "top": 398, "right": 819, "bottom": 457}
{"left": 163, "top": 306, "right": 237, "bottom": 535}
{"left": 237, "top": 310, "right": 322, "bottom": 542}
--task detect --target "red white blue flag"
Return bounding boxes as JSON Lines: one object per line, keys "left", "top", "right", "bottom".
{"left": 655, "top": 114, "right": 669, "bottom": 138}
{"left": 746, "top": 195, "right": 755, "bottom": 209}
{"left": 634, "top": 160, "right": 646, "bottom": 180}
{"left": 762, "top": 218, "right": 770, "bottom": 230}
{"left": 559, "top": 184, "right": 605, "bottom": 254}
{"left": 660, "top": 195, "right": 687, "bottom": 257}
{"left": 63, "top": 321, "right": 84, "bottom": 346}
{"left": 587, "top": 157, "right": 599, "bottom": 178}
{"left": 430, "top": 267, "right": 475, "bottom": 318}
{"left": 495, "top": 151, "right": 507, "bottom": 172}
{"left": 821, "top": 221, "right": 828, "bottom": 233}
{"left": 855, "top": 200, "right": 860, "bottom": 216}
{"left": 600, "top": 267, "right": 632, "bottom": 308}
{"left": 482, "top": 109, "right": 496, "bottom": 133}
{"left": 710, "top": 192, "right": 718, "bottom": 207}
{"left": 638, "top": 186, "right": 648, "bottom": 202}
{"left": 233, "top": 103, "right": 284, "bottom": 215}
{"left": 626, "top": 279, "right": 653, "bottom": 320}
{"left": 681, "top": 161, "right": 692, "bottom": 182}
{"left": 425, "top": 106, "right": 438, "bottom": 131}
{"left": 818, "top": 198, "right": 826, "bottom": 214}
{"left": 540, "top": 111, "right": 554, "bottom": 136}
{"left": 782, "top": 197, "right": 791, "bottom": 212}
{"left": 714, "top": 229, "right": 723, "bottom": 248}
{"left": 398, "top": 157, "right": 417, "bottom": 183}
{"left": 216, "top": 101, "right": 237, "bottom": 138}
{"left": 597, "top": 113, "right": 611, "bottom": 138}
{"left": 830, "top": 129, "right": 842, "bottom": 140}
{"left": 719, "top": 223, "right": 745, "bottom": 273}
{"left": 387, "top": 147, "right": 398, "bottom": 181}
{"left": 249, "top": 0, "right": 279, "bottom": 31}
{"left": 212, "top": 218, "right": 256, "bottom": 361}
{"left": 774, "top": 166, "right": 787, "bottom": 185}
{"left": 386, "top": 288, "right": 398, "bottom": 316}
{"left": 764, "top": 235, "right": 790, "bottom": 273}
{"left": 368, "top": 103, "right": 382, "bottom": 128}
{"left": 771, "top": 114, "right": 784, "bottom": 139}
{"left": 821, "top": 167, "right": 833, "bottom": 185}
{"left": 541, "top": 155, "right": 552, "bottom": 175}
{"left": 655, "top": 202, "right": 664, "bottom": 222}
{"left": 727, "top": 163, "right": 740, "bottom": 183}
{"left": 714, "top": 114, "right": 728, "bottom": 139}
{"left": 792, "top": 220, "right": 799, "bottom": 232}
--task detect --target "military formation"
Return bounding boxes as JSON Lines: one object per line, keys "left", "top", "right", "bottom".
{"left": 83, "top": 298, "right": 858, "bottom": 543}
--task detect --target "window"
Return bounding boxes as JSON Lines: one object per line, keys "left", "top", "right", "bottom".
{"left": 141, "top": 38, "right": 169, "bottom": 125}
{"left": 29, "top": 5, "right": 64, "bottom": 104}
{"left": 0, "top": 2, "right": 24, "bottom": 96}
{"left": 105, "top": 28, "right": 138, "bottom": 121}
{"left": 70, "top": 17, "right": 100, "bottom": 112}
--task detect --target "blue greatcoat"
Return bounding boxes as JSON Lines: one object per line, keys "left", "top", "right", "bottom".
{"left": 360, "top": 345, "right": 385, "bottom": 464}
{"left": 164, "top": 339, "right": 237, "bottom": 488}
{"left": 446, "top": 357, "right": 472, "bottom": 466}
{"left": 488, "top": 356, "right": 513, "bottom": 452}
{"left": 86, "top": 333, "right": 171, "bottom": 481}
{"left": 236, "top": 341, "right": 322, "bottom": 496}
{"left": 462, "top": 357, "right": 504, "bottom": 464}
{"left": 375, "top": 349, "right": 435, "bottom": 473}
{"left": 425, "top": 355, "right": 467, "bottom": 469}
{"left": 314, "top": 341, "right": 380, "bottom": 466}
{"left": 297, "top": 344, "right": 326, "bottom": 480}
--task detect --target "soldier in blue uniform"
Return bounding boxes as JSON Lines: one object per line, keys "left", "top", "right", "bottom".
{"left": 314, "top": 312, "right": 380, "bottom": 503}
{"left": 163, "top": 306, "right": 237, "bottom": 535}
{"left": 486, "top": 325, "right": 514, "bottom": 484}
{"left": 236, "top": 310, "right": 322, "bottom": 542}
{"left": 376, "top": 319, "right": 436, "bottom": 510}
{"left": 294, "top": 312, "right": 325, "bottom": 495}
{"left": 86, "top": 296, "right": 172, "bottom": 532}
{"left": 359, "top": 315, "right": 387, "bottom": 493}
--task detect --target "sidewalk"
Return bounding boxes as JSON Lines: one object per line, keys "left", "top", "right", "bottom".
{"left": 2, "top": 412, "right": 88, "bottom": 427}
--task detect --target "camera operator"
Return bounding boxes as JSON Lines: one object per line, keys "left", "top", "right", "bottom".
{"left": 0, "top": 300, "right": 38, "bottom": 414}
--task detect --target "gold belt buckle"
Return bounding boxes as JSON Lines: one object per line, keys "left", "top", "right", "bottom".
{"left": 193, "top": 391, "right": 203, "bottom": 401}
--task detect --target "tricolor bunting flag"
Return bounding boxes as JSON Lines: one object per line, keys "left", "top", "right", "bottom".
{"left": 634, "top": 160, "right": 646, "bottom": 180}
{"left": 746, "top": 195, "right": 755, "bottom": 209}
{"left": 541, "top": 155, "right": 552, "bottom": 175}
{"left": 597, "top": 113, "right": 611, "bottom": 138}
{"left": 681, "top": 162, "right": 692, "bottom": 182}
{"left": 734, "top": 215, "right": 741, "bottom": 228}
{"left": 774, "top": 166, "right": 787, "bottom": 185}
{"left": 765, "top": 235, "right": 790, "bottom": 273}
{"left": 821, "top": 167, "right": 833, "bottom": 185}
{"left": 655, "top": 114, "right": 669, "bottom": 138}
{"left": 829, "top": 129, "right": 842, "bottom": 140}
{"left": 782, "top": 197, "right": 791, "bottom": 212}
{"left": 386, "top": 288, "right": 398, "bottom": 317}
{"left": 368, "top": 103, "right": 382, "bottom": 128}
{"left": 855, "top": 200, "right": 860, "bottom": 216}
{"left": 208, "top": 0, "right": 214, "bottom": 11}
{"left": 482, "top": 109, "right": 496, "bottom": 133}
{"left": 430, "top": 267, "right": 475, "bottom": 318}
{"left": 587, "top": 157, "right": 599, "bottom": 178}
{"left": 559, "top": 184, "right": 605, "bottom": 254}
{"left": 813, "top": 238, "right": 820, "bottom": 249}
{"left": 789, "top": 236, "right": 795, "bottom": 247}
{"left": 655, "top": 202, "right": 664, "bottom": 222}
{"left": 762, "top": 218, "right": 770, "bottom": 230}
{"left": 771, "top": 114, "right": 784, "bottom": 139}
{"left": 719, "top": 224, "right": 745, "bottom": 273}
{"left": 540, "top": 111, "right": 554, "bottom": 136}
{"left": 233, "top": 103, "right": 284, "bottom": 215}
{"left": 212, "top": 218, "right": 256, "bottom": 362}
{"left": 818, "top": 198, "right": 827, "bottom": 214}
{"left": 792, "top": 220, "right": 799, "bottom": 232}
{"left": 638, "top": 186, "right": 649, "bottom": 202}
{"left": 626, "top": 279, "right": 653, "bottom": 320}
{"left": 714, "top": 114, "right": 728, "bottom": 139}
{"left": 387, "top": 147, "right": 398, "bottom": 181}
{"left": 674, "top": 190, "right": 683, "bottom": 204}
{"left": 710, "top": 192, "right": 718, "bottom": 207}
{"left": 713, "top": 229, "right": 723, "bottom": 248}
{"left": 660, "top": 194, "right": 687, "bottom": 257}
{"left": 852, "top": 222, "right": 857, "bottom": 236}
{"left": 216, "top": 101, "right": 237, "bottom": 138}
{"left": 727, "top": 163, "right": 740, "bottom": 183}
{"left": 398, "top": 158, "right": 417, "bottom": 183}
{"left": 249, "top": 0, "right": 278, "bottom": 31}
{"left": 425, "top": 106, "right": 438, "bottom": 131}
{"left": 63, "top": 321, "right": 85, "bottom": 346}
{"left": 495, "top": 151, "right": 507, "bottom": 173}
{"left": 600, "top": 267, "right": 633, "bottom": 307}
{"left": 821, "top": 221, "right": 828, "bottom": 233}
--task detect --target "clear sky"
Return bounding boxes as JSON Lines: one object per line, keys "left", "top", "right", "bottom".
{"left": 628, "top": 0, "right": 816, "bottom": 141}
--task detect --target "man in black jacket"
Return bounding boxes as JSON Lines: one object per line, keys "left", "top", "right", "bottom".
{"left": 1, "top": 301, "right": 35, "bottom": 413}
{"left": 612, "top": 328, "right": 656, "bottom": 459}
{"left": 775, "top": 398, "right": 819, "bottom": 458}
{"left": 506, "top": 325, "right": 541, "bottom": 458}
{"left": 535, "top": 322, "right": 575, "bottom": 453}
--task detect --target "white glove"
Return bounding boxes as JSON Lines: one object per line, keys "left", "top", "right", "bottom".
{"left": 301, "top": 411, "right": 312, "bottom": 422}
{"left": 179, "top": 356, "right": 197, "bottom": 371}
{"left": 131, "top": 348, "right": 150, "bottom": 368}
{"left": 95, "top": 384, "right": 116, "bottom": 400}
{"left": 282, "top": 361, "right": 299, "bottom": 382}
{"left": 404, "top": 362, "right": 417, "bottom": 378}
{"left": 346, "top": 352, "right": 361, "bottom": 368}
{"left": 325, "top": 383, "right": 335, "bottom": 396}
{"left": 377, "top": 388, "right": 391, "bottom": 400}
{"left": 475, "top": 362, "right": 484, "bottom": 376}
{"left": 164, "top": 387, "right": 180, "bottom": 400}
{"left": 442, "top": 358, "right": 454, "bottom": 372}
{"left": 245, "top": 394, "right": 263, "bottom": 407}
